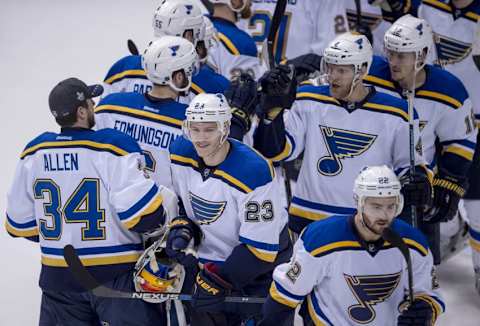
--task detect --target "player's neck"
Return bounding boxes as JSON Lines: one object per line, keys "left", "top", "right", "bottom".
{"left": 202, "top": 141, "right": 230, "bottom": 166}
{"left": 452, "top": 0, "right": 474, "bottom": 9}
{"left": 213, "top": 5, "right": 237, "bottom": 23}
{"left": 344, "top": 84, "right": 369, "bottom": 103}
{"left": 354, "top": 213, "right": 382, "bottom": 242}
{"left": 148, "top": 85, "right": 178, "bottom": 100}
{"left": 398, "top": 69, "right": 426, "bottom": 91}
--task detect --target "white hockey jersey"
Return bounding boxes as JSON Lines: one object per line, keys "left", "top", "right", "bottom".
{"left": 365, "top": 56, "right": 477, "bottom": 169}
{"left": 269, "top": 84, "right": 425, "bottom": 233}
{"left": 5, "top": 128, "right": 164, "bottom": 291}
{"left": 238, "top": 0, "right": 349, "bottom": 61}
{"left": 269, "top": 216, "right": 445, "bottom": 325}
{"left": 208, "top": 16, "right": 267, "bottom": 80}
{"left": 95, "top": 93, "right": 188, "bottom": 189}
{"left": 169, "top": 136, "right": 288, "bottom": 264}
{"left": 419, "top": 0, "right": 480, "bottom": 122}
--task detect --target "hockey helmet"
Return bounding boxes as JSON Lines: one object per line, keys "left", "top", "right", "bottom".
{"left": 353, "top": 165, "right": 404, "bottom": 216}
{"left": 142, "top": 36, "right": 199, "bottom": 92}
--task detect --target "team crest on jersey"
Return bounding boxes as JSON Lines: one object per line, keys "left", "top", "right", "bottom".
{"left": 317, "top": 126, "right": 377, "bottom": 176}
{"left": 344, "top": 272, "right": 402, "bottom": 324}
{"left": 433, "top": 33, "right": 472, "bottom": 65}
{"left": 189, "top": 192, "right": 227, "bottom": 225}
{"left": 170, "top": 45, "right": 180, "bottom": 57}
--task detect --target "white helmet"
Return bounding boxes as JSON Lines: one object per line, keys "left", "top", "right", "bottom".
{"left": 209, "top": 0, "right": 247, "bottom": 13}
{"left": 384, "top": 14, "right": 433, "bottom": 71}
{"left": 183, "top": 93, "right": 232, "bottom": 144}
{"left": 142, "top": 36, "right": 199, "bottom": 92}
{"left": 152, "top": 0, "right": 204, "bottom": 45}
{"left": 353, "top": 165, "right": 404, "bottom": 216}
{"left": 197, "top": 16, "right": 217, "bottom": 63}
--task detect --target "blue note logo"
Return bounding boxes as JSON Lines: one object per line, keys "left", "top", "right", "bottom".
{"left": 416, "top": 23, "right": 423, "bottom": 36}
{"left": 355, "top": 37, "right": 363, "bottom": 50}
{"left": 317, "top": 126, "right": 377, "bottom": 176}
{"left": 345, "top": 272, "right": 402, "bottom": 324}
{"left": 189, "top": 192, "right": 227, "bottom": 225}
{"left": 185, "top": 5, "right": 193, "bottom": 14}
{"left": 170, "top": 45, "right": 180, "bottom": 57}
{"left": 434, "top": 33, "right": 472, "bottom": 65}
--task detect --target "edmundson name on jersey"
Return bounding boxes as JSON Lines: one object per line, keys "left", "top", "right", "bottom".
{"left": 43, "top": 153, "right": 79, "bottom": 172}
{"left": 113, "top": 119, "right": 180, "bottom": 149}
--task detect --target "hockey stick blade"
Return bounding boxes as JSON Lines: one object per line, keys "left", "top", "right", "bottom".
{"left": 382, "top": 228, "right": 414, "bottom": 304}
{"left": 63, "top": 245, "right": 266, "bottom": 303}
{"left": 127, "top": 39, "right": 139, "bottom": 56}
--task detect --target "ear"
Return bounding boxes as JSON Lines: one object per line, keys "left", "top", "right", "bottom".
{"left": 76, "top": 105, "right": 88, "bottom": 120}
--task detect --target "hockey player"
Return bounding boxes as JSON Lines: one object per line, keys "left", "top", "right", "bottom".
{"left": 364, "top": 15, "right": 477, "bottom": 265}
{"left": 5, "top": 77, "right": 177, "bottom": 325}
{"left": 95, "top": 36, "right": 198, "bottom": 189}
{"left": 207, "top": 0, "right": 267, "bottom": 80}
{"left": 418, "top": 0, "right": 480, "bottom": 292}
{"left": 259, "top": 165, "right": 445, "bottom": 326}
{"left": 102, "top": 0, "right": 229, "bottom": 101}
{"left": 164, "top": 93, "right": 292, "bottom": 325}
{"left": 254, "top": 32, "right": 432, "bottom": 234}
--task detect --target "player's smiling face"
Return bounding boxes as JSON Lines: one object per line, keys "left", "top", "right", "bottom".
{"left": 362, "top": 196, "right": 398, "bottom": 234}
{"left": 189, "top": 122, "right": 223, "bottom": 158}
{"left": 385, "top": 50, "right": 417, "bottom": 83}
{"left": 326, "top": 64, "right": 355, "bottom": 99}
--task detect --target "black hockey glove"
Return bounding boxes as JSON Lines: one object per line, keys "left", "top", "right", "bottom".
{"left": 424, "top": 168, "right": 468, "bottom": 223}
{"left": 225, "top": 73, "right": 258, "bottom": 133}
{"left": 400, "top": 168, "right": 433, "bottom": 212}
{"left": 397, "top": 299, "right": 434, "bottom": 326}
{"left": 192, "top": 262, "right": 232, "bottom": 312}
{"left": 165, "top": 216, "right": 202, "bottom": 267}
{"left": 259, "top": 64, "right": 297, "bottom": 119}
{"left": 287, "top": 53, "right": 322, "bottom": 83}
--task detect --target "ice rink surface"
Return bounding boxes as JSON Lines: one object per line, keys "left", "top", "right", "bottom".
{"left": 1, "top": 1, "right": 479, "bottom": 324}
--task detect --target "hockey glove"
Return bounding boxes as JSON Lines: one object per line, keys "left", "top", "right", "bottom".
{"left": 424, "top": 168, "right": 468, "bottom": 223}
{"left": 287, "top": 53, "right": 322, "bottom": 83}
{"left": 165, "top": 216, "right": 202, "bottom": 267}
{"left": 259, "top": 64, "right": 297, "bottom": 119}
{"left": 400, "top": 168, "right": 433, "bottom": 211}
{"left": 225, "top": 73, "right": 258, "bottom": 133}
{"left": 397, "top": 298, "right": 434, "bottom": 326}
{"left": 192, "top": 262, "right": 232, "bottom": 312}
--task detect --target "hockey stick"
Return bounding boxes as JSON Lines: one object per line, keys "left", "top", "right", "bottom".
{"left": 63, "top": 245, "right": 266, "bottom": 303}
{"left": 406, "top": 89, "right": 418, "bottom": 229}
{"left": 382, "top": 228, "right": 414, "bottom": 304}
{"left": 127, "top": 39, "right": 140, "bottom": 56}
{"left": 354, "top": 0, "right": 362, "bottom": 28}
{"left": 473, "top": 18, "right": 480, "bottom": 71}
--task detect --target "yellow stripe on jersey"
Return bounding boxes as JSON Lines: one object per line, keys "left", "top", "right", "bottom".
{"left": 403, "top": 238, "right": 429, "bottom": 256}
{"left": 469, "top": 238, "right": 480, "bottom": 252}
{"left": 422, "top": 0, "right": 451, "bottom": 12}
{"left": 213, "top": 170, "right": 253, "bottom": 193}
{"left": 364, "top": 75, "right": 396, "bottom": 89}
{"left": 104, "top": 69, "right": 146, "bottom": 85}
{"left": 310, "top": 241, "right": 362, "bottom": 257}
{"left": 465, "top": 11, "right": 480, "bottom": 21}
{"left": 415, "top": 90, "right": 462, "bottom": 109}
{"left": 307, "top": 295, "right": 328, "bottom": 326}
{"left": 95, "top": 105, "right": 183, "bottom": 127}
{"left": 269, "top": 282, "right": 299, "bottom": 308}
{"left": 246, "top": 245, "right": 277, "bottom": 263}
{"left": 289, "top": 206, "right": 329, "bottom": 221}
{"left": 41, "top": 253, "right": 140, "bottom": 267}
{"left": 270, "top": 139, "right": 292, "bottom": 162}
{"left": 363, "top": 102, "right": 409, "bottom": 122}
{"left": 122, "top": 195, "right": 164, "bottom": 229}
{"left": 170, "top": 154, "right": 200, "bottom": 168}
{"left": 21, "top": 140, "right": 128, "bottom": 159}
{"left": 190, "top": 82, "right": 205, "bottom": 94}
{"left": 296, "top": 92, "right": 340, "bottom": 105}
{"left": 5, "top": 221, "right": 39, "bottom": 237}
{"left": 217, "top": 33, "right": 240, "bottom": 55}
{"left": 443, "top": 145, "right": 475, "bottom": 161}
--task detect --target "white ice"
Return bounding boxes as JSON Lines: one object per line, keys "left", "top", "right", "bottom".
{"left": 1, "top": 1, "right": 479, "bottom": 325}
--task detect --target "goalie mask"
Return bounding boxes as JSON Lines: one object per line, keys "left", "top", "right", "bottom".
{"left": 133, "top": 238, "right": 185, "bottom": 303}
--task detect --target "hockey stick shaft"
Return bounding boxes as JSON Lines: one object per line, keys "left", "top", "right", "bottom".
{"left": 407, "top": 90, "right": 418, "bottom": 229}
{"left": 354, "top": 0, "right": 362, "bottom": 27}
{"left": 63, "top": 245, "right": 266, "bottom": 303}
{"left": 383, "top": 228, "right": 414, "bottom": 304}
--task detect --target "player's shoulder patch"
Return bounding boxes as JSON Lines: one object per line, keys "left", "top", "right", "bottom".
{"left": 390, "top": 219, "right": 430, "bottom": 256}
{"left": 103, "top": 55, "right": 146, "bottom": 85}
{"left": 365, "top": 55, "right": 396, "bottom": 91}
{"left": 212, "top": 18, "right": 258, "bottom": 57}
{"left": 191, "top": 66, "right": 230, "bottom": 95}
{"left": 301, "top": 215, "right": 360, "bottom": 257}
{"left": 296, "top": 85, "right": 340, "bottom": 106}
{"left": 363, "top": 91, "right": 416, "bottom": 122}
{"left": 416, "top": 65, "right": 469, "bottom": 109}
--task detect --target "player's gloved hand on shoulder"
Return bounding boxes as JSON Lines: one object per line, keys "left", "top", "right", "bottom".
{"left": 424, "top": 168, "right": 468, "bottom": 223}
{"left": 400, "top": 168, "right": 433, "bottom": 213}
{"left": 286, "top": 53, "right": 322, "bottom": 83}
{"left": 259, "top": 64, "right": 297, "bottom": 120}
{"left": 397, "top": 299, "right": 434, "bottom": 326}
{"left": 165, "top": 216, "right": 202, "bottom": 267}
{"left": 192, "top": 262, "right": 232, "bottom": 312}
{"left": 225, "top": 73, "right": 258, "bottom": 133}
